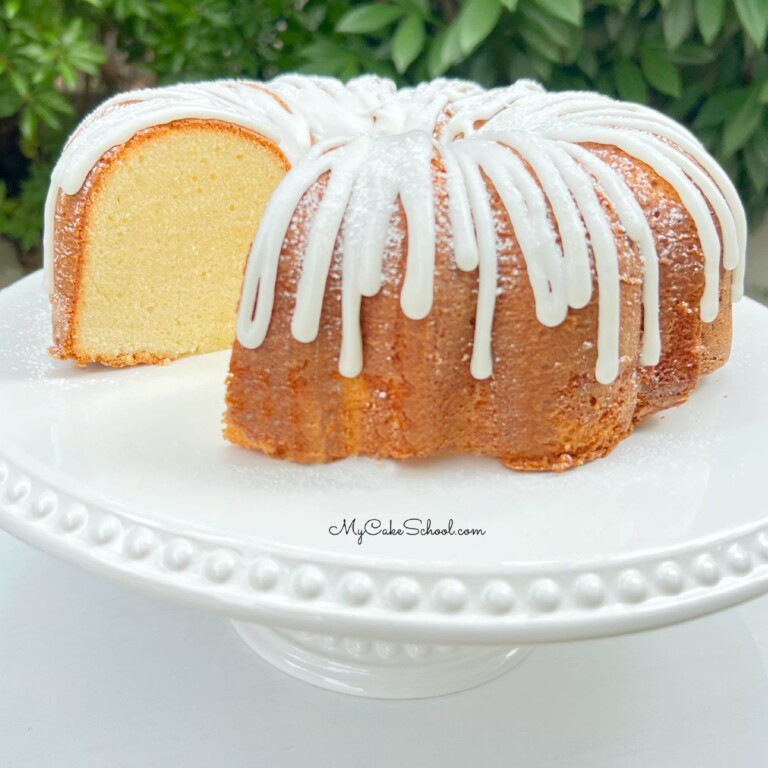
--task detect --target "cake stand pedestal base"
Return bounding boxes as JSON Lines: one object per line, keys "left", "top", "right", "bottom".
{"left": 231, "top": 621, "right": 532, "bottom": 699}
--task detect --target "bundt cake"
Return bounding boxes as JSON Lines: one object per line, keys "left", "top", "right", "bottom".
{"left": 45, "top": 75, "right": 746, "bottom": 470}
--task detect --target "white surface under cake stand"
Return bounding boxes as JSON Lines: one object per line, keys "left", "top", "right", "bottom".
{"left": 3, "top": 527, "right": 768, "bottom": 768}
{"left": 1, "top": 271, "right": 768, "bottom": 699}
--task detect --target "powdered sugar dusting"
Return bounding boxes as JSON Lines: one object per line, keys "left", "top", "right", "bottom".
{"left": 237, "top": 77, "right": 745, "bottom": 384}
{"left": 45, "top": 74, "right": 746, "bottom": 385}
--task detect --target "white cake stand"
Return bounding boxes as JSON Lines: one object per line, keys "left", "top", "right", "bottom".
{"left": 2, "top": 272, "right": 768, "bottom": 699}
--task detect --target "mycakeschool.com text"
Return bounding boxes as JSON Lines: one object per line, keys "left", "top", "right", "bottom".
{"left": 328, "top": 518, "right": 487, "bottom": 545}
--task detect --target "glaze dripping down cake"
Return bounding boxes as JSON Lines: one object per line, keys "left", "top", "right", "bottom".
{"left": 45, "top": 75, "right": 746, "bottom": 470}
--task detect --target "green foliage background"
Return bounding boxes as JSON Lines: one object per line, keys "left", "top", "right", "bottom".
{"left": 1, "top": 0, "right": 767, "bottom": 264}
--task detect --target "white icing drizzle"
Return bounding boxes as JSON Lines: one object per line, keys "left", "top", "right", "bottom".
{"left": 561, "top": 142, "right": 660, "bottom": 366}
{"left": 45, "top": 76, "right": 747, "bottom": 385}
{"left": 239, "top": 130, "right": 437, "bottom": 378}
{"left": 455, "top": 148, "right": 498, "bottom": 380}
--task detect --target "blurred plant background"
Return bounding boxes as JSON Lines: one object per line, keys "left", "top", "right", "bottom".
{"left": 1, "top": 0, "right": 767, "bottom": 290}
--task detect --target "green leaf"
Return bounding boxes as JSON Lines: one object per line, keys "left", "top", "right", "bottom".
{"left": 531, "top": 0, "right": 583, "bottom": 27}
{"left": 750, "top": 126, "right": 768, "bottom": 166}
{"left": 666, "top": 81, "right": 705, "bottom": 119}
{"left": 520, "top": 2, "right": 573, "bottom": 48}
{"left": 602, "top": 0, "right": 633, "bottom": 11}
{"left": 529, "top": 50, "right": 554, "bottom": 80}
{"left": 576, "top": 46, "right": 597, "bottom": 78}
{"left": 336, "top": 4, "right": 403, "bottom": 34}
{"left": 427, "top": 23, "right": 464, "bottom": 77}
{"left": 391, "top": 14, "right": 425, "bottom": 73}
{"left": 760, "top": 79, "right": 768, "bottom": 104}
{"left": 667, "top": 41, "right": 716, "bottom": 65}
{"left": 297, "top": 59, "right": 341, "bottom": 76}
{"left": 396, "top": 0, "right": 429, "bottom": 16}
{"left": 563, "top": 26, "right": 583, "bottom": 64}
{"left": 0, "top": 89, "right": 22, "bottom": 118}
{"left": 60, "top": 18, "right": 84, "bottom": 47}
{"left": 694, "top": 0, "right": 726, "bottom": 44}
{"left": 662, "top": 0, "right": 693, "bottom": 50}
{"left": 37, "top": 89, "right": 72, "bottom": 116}
{"left": 57, "top": 62, "right": 78, "bottom": 88}
{"left": 467, "top": 43, "right": 496, "bottom": 85}
{"left": 734, "top": 0, "right": 768, "bottom": 49}
{"left": 8, "top": 70, "right": 29, "bottom": 98}
{"left": 500, "top": 0, "right": 518, "bottom": 9}
{"left": 694, "top": 89, "right": 749, "bottom": 129}
{"left": 18, "top": 108, "right": 37, "bottom": 148}
{"left": 712, "top": 42, "right": 741, "bottom": 90}
{"left": 606, "top": 11, "right": 625, "bottom": 41}
{"left": 338, "top": 61, "right": 359, "bottom": 82}
{"left": 745, "top": 144, "right": 768, "bottom": 193}
{"left": 18, "top": 43, "right": 48, "bottom": 62}
{"left": 456, "top": 0, "right": 502, "bottom": 55}
{"left": 616, "top": 16, "right": 639, "bottom": 56}
{"left": 722, "top": 91, "right": 764, "bottom": 157}
{"left": 32, "top": 102, "right": 61, "bottom": 130}
{"left": 695, "top": 127, "right": 718, "bottom": 151}
{"left": 638, "top": 0, "right": 655, "bottom": 16}
{"left": 301, "top": 40, "right": 351, "bottom": 70}
{"left": 640, "top": 45, "right": 681, "bottom": 97}
{"left": 614, "top": 59, "right": 648, "bottom": 103}
{"left": 521, "top": 19, "right": 564, "bottom": 62}
{"left": 3, "top": 0, "right": 20, "bottom": 19}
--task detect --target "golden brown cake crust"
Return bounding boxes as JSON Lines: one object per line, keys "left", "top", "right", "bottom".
{"left": 223, "top": 143, "right": 733, "bottom": 471}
